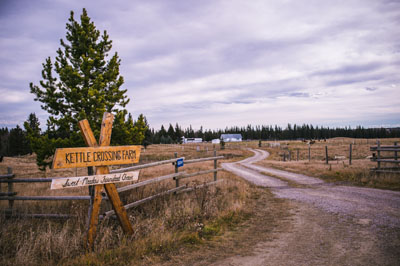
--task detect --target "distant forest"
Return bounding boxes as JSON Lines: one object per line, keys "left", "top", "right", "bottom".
{"left": 146, "top": 123, "right": 400, "bottom": 144}
{"left": 1, "top": 119, "right": 399, "bottom": 157}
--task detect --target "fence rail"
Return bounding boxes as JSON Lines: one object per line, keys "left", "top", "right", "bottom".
{"left": 0, "top": 153, "right": 224, "bottom": 218}
{"left": 0, "top": 174, "right": 14, "bottom": 179}
{"left": 110, "top": 157, "right": 185, "bottom": 174}
{"left": 370, "top": 141, "right": 399, "bottom": 173}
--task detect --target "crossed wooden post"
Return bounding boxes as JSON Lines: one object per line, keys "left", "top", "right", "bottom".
{"left": 51, "top": 112, "right": 141, "bottom": 250}
{"left": 78, "top": 113, "right": 134, "bottom": 249}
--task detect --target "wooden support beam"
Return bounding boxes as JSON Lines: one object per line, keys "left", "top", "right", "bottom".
{"left": 104, "top": 183, "right": 133, "bottom": 234}
{"left": 78, "top": 112, "right": 133, "bottom": 251}
{"left": 85, "top": 184, "right": 103, "bottom": 249}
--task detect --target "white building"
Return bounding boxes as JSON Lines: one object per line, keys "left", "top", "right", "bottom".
{"left": 181, "top": 137, "right": 203, "bottom": 144}
{"left": 211, "top": 139, "right": 220, "bottom": 144}
{"left": 220, "top": 134, "right": 242, "bottom": 142}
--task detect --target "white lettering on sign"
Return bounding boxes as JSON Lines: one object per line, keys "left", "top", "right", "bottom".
{"left": 50, "top": 171, "right": 139, "bottom": 190}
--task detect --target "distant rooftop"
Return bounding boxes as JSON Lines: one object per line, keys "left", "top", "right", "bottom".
{"left": 221, "top": 134, "right": 242, "bottom": 139}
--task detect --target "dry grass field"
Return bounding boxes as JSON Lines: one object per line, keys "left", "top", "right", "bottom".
{"left": 258, "top": 137, "right": 400, "bottom": 190}
{"left": 0, "top": 138, "right": 398, "bottom": 265}
{"left": 0, "top": 143, "right": 258, "bottom": 265}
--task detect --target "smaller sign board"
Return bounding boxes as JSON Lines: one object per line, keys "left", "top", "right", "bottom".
{"left": 50, "top": 171, "right": 139, "bottom": 190}
{"left": 176, "top": 158, "right": 184, "bottom": 168}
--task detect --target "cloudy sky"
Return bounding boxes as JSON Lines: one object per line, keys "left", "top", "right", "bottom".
{"left": 0, "top": 0, "right": 399, "bottom": 130}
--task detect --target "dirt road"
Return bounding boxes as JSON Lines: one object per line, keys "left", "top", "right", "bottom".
{"left": 219, "top": 149, "right": 400, "bottom": 266}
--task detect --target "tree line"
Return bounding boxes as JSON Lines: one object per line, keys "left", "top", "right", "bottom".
{"left": 145, "top": 123, "right": 400, "bottom": 144}
{"left": 2, "top": 118, "right": 399, "bottom": 157}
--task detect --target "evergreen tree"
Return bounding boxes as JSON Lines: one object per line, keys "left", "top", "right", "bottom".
{"left": 196, "top": 126, "right": 204, "bottom": 139}
{"left": 0, "top": 128, "right": 9, "bottom": 156}
{"left": 167, "top": 124, "right": 175, "bottom": 142}
{"left": 156, "top": 125, "right": 167, "bottom": 143}
{"left": 28, "top": 9, "right": 140, "bottom": 169}
{"left": 8, "top": 126, "right": 29, "bottom": 156}
{"left": 111, "top": 111, "right": 134, "bottom": 145}
{"left": 174, "top": 123, "right": 182, "bottom": 143}
{"left": 133, "top": 114, "right": 149, "bottom": 145}
{"left": 24, "top": 113, "right": 41, "bottom": 137}
{"left": 143, "top": 117, "right": 153, "bottom": 147}
{"left": 23, "top": 113, "right": 41, "bottom": 154}
{"left": 187, "top": 125, "right": 195, "bottom": 138}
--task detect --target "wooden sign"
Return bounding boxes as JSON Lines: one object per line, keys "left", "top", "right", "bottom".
{"left": 51, "top": 112, "right": 139, "bottom": 250}
{"left": 52, "top": 146, "right": 141, "bottom": 169}
{"left": 50, "top": 171, "right": 139, "bottom": 189}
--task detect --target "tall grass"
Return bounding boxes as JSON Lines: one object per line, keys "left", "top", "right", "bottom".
{"left": 0, "top": 144, "right": 253, "bottom": 265}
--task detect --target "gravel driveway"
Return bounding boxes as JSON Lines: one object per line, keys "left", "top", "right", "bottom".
{"left": 220, "top": 149, "right": 400, "bottom": 266}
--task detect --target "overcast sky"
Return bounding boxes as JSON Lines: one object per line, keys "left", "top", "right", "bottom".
{"left": 0, "top": 0, "right": 399, "bottom": 131}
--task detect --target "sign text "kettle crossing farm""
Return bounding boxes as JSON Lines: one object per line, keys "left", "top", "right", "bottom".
{"left": 52, "top": 146, "right": 141, "bottom": 169}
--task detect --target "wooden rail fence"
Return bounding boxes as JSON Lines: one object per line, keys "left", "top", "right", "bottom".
{"left": 370, "top": 141, "right": 399, "bottom": 174}
{"left": 0, "top": 153, "right": 224, "bottom": 219}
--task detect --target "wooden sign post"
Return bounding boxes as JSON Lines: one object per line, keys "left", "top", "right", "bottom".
{"left": 52, "top": 112, "right": 141, "bottom": 250}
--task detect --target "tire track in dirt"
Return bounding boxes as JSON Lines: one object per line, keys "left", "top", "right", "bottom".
{"left": 221, "top": 162, "right": 287, "bottom": 188}
{"left": 218, "top": 148, "right": 400, "bottom": 266}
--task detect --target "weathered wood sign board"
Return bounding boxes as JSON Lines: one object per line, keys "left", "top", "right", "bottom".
{"left": 52, "top": 112, "right": 140, "bottom": 250}
{"left": 52, "top": 146, "right": 141, "bottom": 169}
{"left": 50, "top": 171, "right": 139, "bottom": 189}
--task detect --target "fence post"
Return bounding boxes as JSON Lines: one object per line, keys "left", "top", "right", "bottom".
{"left": 174, "top": 152, "right": 179, "bottom": 188}
{"left": 87, "top": 166, "right": 95, "bottom": 227}
{"left": 308, "top": 144, "right": 311, "bottom": 162}
{"left": 288, "top": 150, "right": 291, "bottom": 161}
{"left": 214, "top": 150, "right": 217, "bottom": 181}
{"left": 349, "top": 144, "right": 352, "bottom": 165}
{"left": 7, "top": 167, "right": 14, "bottom": 217}
{"left": 297, "top": 149, "right": 299, "bottom": 161}
{"left": 395, "top": 142, "right": 398, "bottom": 161}
{"left": 377, "top": 140, "right": 381, "bottom": 171}
{"left": 325, "top": 146, "right": 328, "bottom": 164}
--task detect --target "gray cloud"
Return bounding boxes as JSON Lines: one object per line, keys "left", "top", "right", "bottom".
{"left": 326, "top": 74, "right": 384, "bottom": 87}
{"left": 0, "top": 0, "right": 400, "bottom": 130}
{"left": 312, "top": 62, "right": 384, "bottom": 77}
{"left": 288, "top": 92, "right": 310, "bottom": 98}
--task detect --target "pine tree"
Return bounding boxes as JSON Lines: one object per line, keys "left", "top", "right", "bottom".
{"left": 133, "top": 114, "right": 148, "bottom": 145}
{"left": 8, "top": 126, "right": 29, "bottom": 156}
{"left": 23, "top": 113, "right": 41, "bottom": 154}
{"left": 24, "top": 113, "right": 40, "bottom": 135}
{"left": 29, "top": 9, "right": 140, "bottom": 169}
{"left": 143, "top": 117, "right": 153, "bottom": 147}
{"left": 174, "top": 123, "right": 182, "bottom": 143}
{"left": 0, "top": 128, "right": 9, "bottom": 156}
{"left": 167, "top": 124, "right": 175, "bottom": 142}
